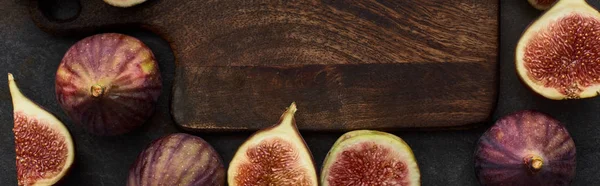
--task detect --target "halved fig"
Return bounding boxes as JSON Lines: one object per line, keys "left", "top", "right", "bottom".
{"left": 55, "top": 33, "right": 162, "bottom": 135}
{"left": 528, "top": 0, "right": 557, "bottom": 10}
{"left": 474, "top": 110, "right": 576, "bottom": 186}
{"left": 8, "top": 73, "right": 75, "bottom": 186}
{"left": 321, "top": 130, "right": 421, "bottom": 186}
{"left": 103, "top": 0, "right": 146, "bottom": 8}
{"left": 128, "top": 133, "right": 225, "bottom": 186}
{"left": 516, "top": 0, "right": 600, "bottom": 99}
{"left": 227, "top": 103, "right": 318, "bottom": 186}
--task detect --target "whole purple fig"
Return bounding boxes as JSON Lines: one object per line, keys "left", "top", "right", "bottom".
{"left": 128, "top": 133, "right": 225, "bottom": 186}
{"left": 55, "top": 33, "right": 161, "bottom": 135}
{"left": 474, "top": 110, "right": 576, "bottom": 186}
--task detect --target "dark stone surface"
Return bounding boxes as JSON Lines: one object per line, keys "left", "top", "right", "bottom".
{"left": 0, "top": 0, "right": 598, "bottom": 185}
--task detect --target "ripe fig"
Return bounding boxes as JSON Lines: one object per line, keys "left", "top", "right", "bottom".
{"left": 474, "top": 110, "right": 576, "bottom": 186}
{"left": 127, "top": 133, "right": 225, "bottom": 186}
{"left": 55, "top": 33, "right": 162, "bottom": 135}
{"left": 103, "top": 0, "right": 146, "bottom": 8}
{"left": 516, "top": 0, "right": 600, "bottom": 99}
{"left": 8, "top": 73, "right": 75, "bottom": 186}
{"left": 228, "top": 103, "right": 318, "bottom": 186}
{"left": 321, "top": 130, "right": 421, "bottom": 186}
{"left": 528, "top": 0, "right": 557, "bottom": 10}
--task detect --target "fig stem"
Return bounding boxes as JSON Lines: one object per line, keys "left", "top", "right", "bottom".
{"left": 7, "top": 73, "right": 27, "bottom": 108}
{"left": 288, "top": 102, "right": 298, "bottom": 113}
{"left": 91, "top": 85, "right": 105, "bottom": 97}
{"left": 527, "top": 155, "right": 544, "bottom": 173}
{"left": 274, "top": 102, "right": 297, "bottom": 130}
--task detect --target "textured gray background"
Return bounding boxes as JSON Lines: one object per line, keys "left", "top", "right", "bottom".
{"left": 1, "top": 0, "right": 600, "bottom": 185}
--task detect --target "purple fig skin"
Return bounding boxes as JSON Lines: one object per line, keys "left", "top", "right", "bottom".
{"left": 55, "top": 33, "right": 161, "bottom": 136}
{"left": 128, "top": 133, "right": 226, "bottom": 186}
{"left": 528, "top": 0, "right": 557, "bottom": 10}
{"left": 474, "top": 110, "right": 576, "bottom": 186}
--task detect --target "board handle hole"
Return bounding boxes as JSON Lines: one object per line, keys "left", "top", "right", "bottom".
{"left": 38, "top": 0, "right": 81, "bottom": 22}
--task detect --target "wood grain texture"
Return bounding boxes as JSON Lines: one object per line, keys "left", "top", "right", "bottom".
{"left": 30, "top": 0, "right": 499, "bottom": 131}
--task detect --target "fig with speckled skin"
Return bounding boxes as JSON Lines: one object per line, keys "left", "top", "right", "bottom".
{"left": 321, "top": 130, "right": 421, "bottom": 186}
{"left": 474, "top": 110, "right": 576, "bottom": 186}
{"left": 55, "top": 33, "right": 161, "bottom": 136}
{"left": 516, "top": 0, "right": 600, "bottom": 99}
{"left": 127, "top": 133, "right": 225, "bottom": 186}
{"left": 228, "top": 103, "right": 318, "bottom": 186}
{"left": 8, "top": 73, "right": 75, "bottom": 186}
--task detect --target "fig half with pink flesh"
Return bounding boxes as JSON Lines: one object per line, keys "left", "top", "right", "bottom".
{"left": 227, "top": 103, "right": 318, "bottom": 186}
{"left": 474, "top": 110, "right": 576, "bottom": 186}
{"left": 528, "top": 0, "right": 557, "bottom": 10}
{"left": 8, "top": 73, "right": 75, "bottom": 186}
{"left": 516, "top": 0, "right": 600, "bottom": 99}
{"left": 321, "top": 130, "right": 421, "bottom": 186}
{"left": 55, "top": 33, "right": 162, "bottom": 136}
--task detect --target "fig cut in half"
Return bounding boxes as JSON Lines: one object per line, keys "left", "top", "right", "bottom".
{"left": 56, "top": 33, "right": 162, "bottom": 136}
{"left": 474, "top": 110, "right": 576, "bottom": 186}
{"left": 321, "top": 130, "right": 421, "bottom": 186}
{"left": 516, "top": 0, "right": 600, "bottom": 99}
{"left": 227, "top": 103, "right": 318, "bottom": 186}
{"left": 8, "top": 73, "right": 75, "bottom": 186}
{"left": 128, "top": 133, "right": 225, "bottom": 186}
{"left": 528, "top": 0, "right": 557, "bottom": 10}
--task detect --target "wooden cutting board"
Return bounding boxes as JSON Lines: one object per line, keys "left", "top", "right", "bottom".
{"left": 29, "top": 0, "right": 498, "bottom": 131}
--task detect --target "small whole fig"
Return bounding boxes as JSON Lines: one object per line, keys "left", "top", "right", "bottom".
{"left": 128, "top": 133, "right": 225, "bottom": 186}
